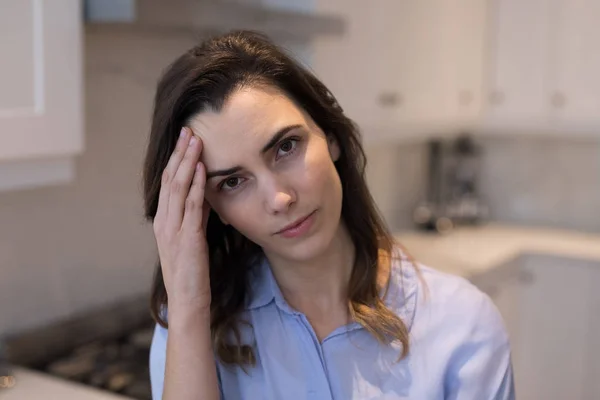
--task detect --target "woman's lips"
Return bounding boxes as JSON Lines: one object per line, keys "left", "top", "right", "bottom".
{"left": 276, "top": 210, "right": 316, "bottom": 238}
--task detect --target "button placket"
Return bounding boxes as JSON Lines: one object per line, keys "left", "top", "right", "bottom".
{"left": 295, "top": 314, "right": 335, "bottom": 400}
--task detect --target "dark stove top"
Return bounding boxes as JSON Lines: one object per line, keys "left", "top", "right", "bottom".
{"left": 3, "top": 296, "right": 155, "bottom": 400}
{"left": 39, "top": 323, "right": 153, "bottom": 399}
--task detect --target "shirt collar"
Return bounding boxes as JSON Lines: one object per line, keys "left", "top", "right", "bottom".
{"left": 382, "top": 247, "right": 419, "bottom": 332}
{"left": 245, "top": 255, "right": 296, "bottom": 313}
{"left": 244, "top": 246, "right": 419, "bottom": 332}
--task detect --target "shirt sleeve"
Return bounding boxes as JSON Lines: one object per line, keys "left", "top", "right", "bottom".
{"left": 149, "top": 322, "right": 168, "bottom": 400}
{"left": 444, "top": 292, "right": 516, "bottom": 400}
{"left": 149, "top": 321, "right": 225, "bottom": 400}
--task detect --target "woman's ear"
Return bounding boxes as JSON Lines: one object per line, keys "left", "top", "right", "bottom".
{"left": 327, "top": 134, "right": 341, "bottom": 162}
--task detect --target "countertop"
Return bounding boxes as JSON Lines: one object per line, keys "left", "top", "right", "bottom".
{"left": 1, "top": 366, "right": 134, "bottom": 400}
{"left": 395, "top": 223, "right": 600, "bottom": 278}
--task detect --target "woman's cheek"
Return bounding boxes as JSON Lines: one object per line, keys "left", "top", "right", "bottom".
{"left": 306, "top": 153, "right": 338, "bottom": 190}
{"left": 221, "top": 197, "right": 259, "bottom": 232}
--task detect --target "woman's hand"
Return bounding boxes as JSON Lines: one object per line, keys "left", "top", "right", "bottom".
{"left": 153, "top": 127, "right": 212, "bottom": 310}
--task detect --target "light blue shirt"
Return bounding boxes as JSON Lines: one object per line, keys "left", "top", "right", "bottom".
{"left": 150, "top": 248, "right": 515, "bottom": 399}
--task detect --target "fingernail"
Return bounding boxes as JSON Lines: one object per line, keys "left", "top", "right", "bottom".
{"left": 189, "top": 136, "right": 197, "bottom": 147}
{"left": 180, "top": 128, "right": 187, "bottom": 138}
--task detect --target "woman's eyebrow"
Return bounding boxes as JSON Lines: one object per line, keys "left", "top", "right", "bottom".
{"left": 259, "top": 124, "right": 303, "bottom": 155}
{"left": 205, "top": 124, "right": 303, "bottom": 180}
{"left": 206, "top": 166, "right": 242, "bottom": 180}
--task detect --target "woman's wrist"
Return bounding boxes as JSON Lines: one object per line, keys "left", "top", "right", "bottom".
{"left": 168, "top": 300, "right": 212, "bottom": 328}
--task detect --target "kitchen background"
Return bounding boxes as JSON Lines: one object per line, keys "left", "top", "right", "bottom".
{"left": 1, "top": 0, "right": 599, "bottom": 399}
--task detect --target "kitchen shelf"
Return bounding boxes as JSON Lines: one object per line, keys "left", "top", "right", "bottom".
{"left": 86, "top": 0, "right": 345, "bottom": 41}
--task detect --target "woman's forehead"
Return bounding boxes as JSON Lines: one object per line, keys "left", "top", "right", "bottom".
{"left": 187, "top": 87, "right": 310, "bottom": 165}
{"left": 189, "top": 87, "right": 306, "bottom": 142}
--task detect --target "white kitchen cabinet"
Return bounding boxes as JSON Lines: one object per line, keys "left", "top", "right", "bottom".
{"left": 483, "top": 0, "right": 553, "bottom": 132}
{"left": 472, "top": 254, "right": 599, "bottom": 400}
{"left": 314, "top": 0, "right": 600, "bottom": 140}
{"left": 312, "top": 0, "right": 487, "bottom": 143}
{"left": 445, "top": 0, "right": 488, "bottom": 125}
{"left": 583, "top": 266, "right": 600, "bottom": 399}
{"left": 385, "top": 0, "right": 487, "bottom": 129}
{"left": 0, "top": 0, "right": 83, "bottom": 190}
{"left": 550, "top": 0, "right": 600, "bottom": 131}
{"left": 311, "top": 0, "right": 389, "bottom": 135}
{"left": 384, "top": 0, "right": 453, "bottom": 128}
{"left": 483, "top": 0, "right": 600, "bottom": 135}
{"left": 469, "top": 258, "right": 524, "bottom": 359}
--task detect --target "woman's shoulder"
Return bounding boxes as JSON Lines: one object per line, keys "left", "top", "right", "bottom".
{"left": 389, "top": 245, "right": 508, "bottom": 339}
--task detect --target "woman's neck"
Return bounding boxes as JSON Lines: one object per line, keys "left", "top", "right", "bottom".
{"left": 265, "top": 222, "right": 355, "bottom": 333}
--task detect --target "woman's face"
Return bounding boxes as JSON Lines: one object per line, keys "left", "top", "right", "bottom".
{"left": 188, "top": 85, "right": 343, "bottom": 262}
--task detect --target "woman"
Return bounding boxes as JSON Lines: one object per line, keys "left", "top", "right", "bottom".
{"left": 143, "top": 30, "right": 514, "bottom": 400}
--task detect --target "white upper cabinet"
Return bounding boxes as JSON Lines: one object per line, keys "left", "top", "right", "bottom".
{"left": 311, "top": 0, "right": 390, "bottom": 135}
{"left": 314, "top": 0, "right": 600, "bottom": 140}
{"left": 385, "top": 0, "right": 453, "bottom": 126}
{"left": 445, "top": 0, "right": 488, "bottom": 125}
{"left": 551, "top": 0, "right": 600, "bottom": 131}
{"left": 483, "top": 0, "right": 553, "bottom": 131}
{"left": 312, "top": 0, "right": 487, "bottom": 143}
{"left": 0, "top": 0, "right": 83, "bottom": 162}
{"left": 483, "top": 0, "right": 600, "bottom": 135}
{"left": 386, "top": 0, "right": 487, "bottom": 129}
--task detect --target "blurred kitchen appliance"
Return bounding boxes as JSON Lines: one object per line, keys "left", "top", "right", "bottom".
{"left": 413, "top": 134, "right": 488, "bottom": 233}
{"left": 443, "top": 134, "right": 489, "bottom": 225}
{"left": 412, "top": 139, "right": 454, "bottom": 233}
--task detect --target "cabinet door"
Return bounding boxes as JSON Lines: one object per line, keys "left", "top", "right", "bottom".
{"left": 312, "top": 0, "right": 390, "bottom": 135}
{"left": 446, "top": 0, "right": 487, "bottom": 125}
{"left": 514, "top": 256, "right": 592, "bottom": 400}
{"left": 0, "top": 0, "right": 83, "bottom": 161}
{"left": 384, "top": 0, "right": 487, "bottom": 131}
{"left": 472, "top": 256, "right": 596, "bottom": 399}
{"left": 551, "top": 0, "right": 600, "bottom": 130}
{"left": 385, "top": 0, "right": 452, "bottom": 125}
{"left": 582, "top": 264, "right": 600, "bottom": 399}
{"left": 484, "top": 0, "right": 552, "bottom": 129}
{"left": 470, "top": 259, "right": 524, "bottom": 363}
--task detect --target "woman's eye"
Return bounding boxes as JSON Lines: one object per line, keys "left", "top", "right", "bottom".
{"left": 220, "top": 177, "right": 243, "bottom": 191}
{"left": 276, "top": 138, "right": 298, "bottom": 159}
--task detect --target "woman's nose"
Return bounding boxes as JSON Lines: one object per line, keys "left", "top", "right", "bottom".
{"left": 264, "top": 176, "right": 296, "bottom": 214}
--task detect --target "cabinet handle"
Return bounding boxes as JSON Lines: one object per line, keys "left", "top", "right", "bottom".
{"left": 459, "top": 90, "right": 473, "bottom": 106}
{"left": 489, "top": 90, "right": 505, "bottom": 105}
{"left": 551, "top": 92, "right": 567, "bottom": 108}
{"left": 378, "top": 92, "right": 402, "bottom": 107}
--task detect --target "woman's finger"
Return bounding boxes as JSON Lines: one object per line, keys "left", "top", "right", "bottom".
{"left": 182, "top": 161, "right": 207, "bottom": 234}
{"left": 167, "top": 133, "right": 203, "bottom": 232}
{"left": 202, "top": 200, "right": 211, "bottom": 233}
{"left": 156, "top": 127, "right": 191, "bottom": 225}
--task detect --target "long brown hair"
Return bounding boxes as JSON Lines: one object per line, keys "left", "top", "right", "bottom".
{"left": 142, "top": 30, "right": 410, "bottom": 366}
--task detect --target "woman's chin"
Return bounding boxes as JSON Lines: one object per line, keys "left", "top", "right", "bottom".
{"left": 267, "top": 222, "right": 339, "bottom": 263}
